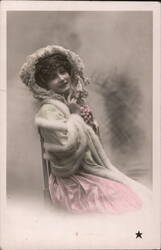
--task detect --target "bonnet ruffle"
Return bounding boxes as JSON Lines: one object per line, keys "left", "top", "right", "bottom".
{"left": 19, "top": 45, "right": 89, "bottom": 102}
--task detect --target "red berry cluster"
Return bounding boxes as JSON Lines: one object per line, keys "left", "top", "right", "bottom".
{"left": 80, "top": 105, "right": 94, "bottom": 125}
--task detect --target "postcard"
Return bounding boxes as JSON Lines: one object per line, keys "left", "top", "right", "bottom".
{"left": 0, "top": 1, "right": 160, "bottom": 250}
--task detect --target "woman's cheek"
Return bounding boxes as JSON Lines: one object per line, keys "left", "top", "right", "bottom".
{"left": 49, "top": 80, "right": 59, "bottom": 90}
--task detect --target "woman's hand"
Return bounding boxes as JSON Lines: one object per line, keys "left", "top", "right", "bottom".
{"left": 68, "top": 102, "right": 81, "bottom": 115}
{"left": 68, "top": 101, "right": 101, "bottom": 138}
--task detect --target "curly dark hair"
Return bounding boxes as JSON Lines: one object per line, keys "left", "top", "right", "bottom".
{"left": 35, "top": 54, "right": 72, "bottom": 89}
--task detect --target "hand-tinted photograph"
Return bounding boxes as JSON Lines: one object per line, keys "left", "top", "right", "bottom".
{"left": 1, "top": 2, "right": 160, "bottom": 250}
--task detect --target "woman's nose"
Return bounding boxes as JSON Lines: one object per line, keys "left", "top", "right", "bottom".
{"left": 58, "top": 73, "right": 65, "bottom": 81}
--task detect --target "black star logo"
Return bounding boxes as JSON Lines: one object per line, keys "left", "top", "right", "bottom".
{"left": 136, "top": 230, "right": 143, "bottom": 238}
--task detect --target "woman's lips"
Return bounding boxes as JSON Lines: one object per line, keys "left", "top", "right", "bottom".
{"left": 59, "top": 81, "right": 70, "bottom": 92}
{"left": 61, "top": 81, "right": 69, "bottom": 88}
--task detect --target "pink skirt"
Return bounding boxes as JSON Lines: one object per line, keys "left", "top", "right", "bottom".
{"left": 49, "top": 172, "right": 142, "bottom": 214}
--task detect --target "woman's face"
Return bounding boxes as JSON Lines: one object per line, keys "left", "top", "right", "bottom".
{"left": 47, "top": 66, "right": 71, "bottom": 94}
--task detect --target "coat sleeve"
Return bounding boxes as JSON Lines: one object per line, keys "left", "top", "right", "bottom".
{"left": 35, "top": 103, "right": 87, "bottom": 150}
{"left": 35, "top": 103, "right": 88, "bottom": 176}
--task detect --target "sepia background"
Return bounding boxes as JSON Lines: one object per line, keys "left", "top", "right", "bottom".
{"left": 7, "top": 11, "right": 152, "bottom": 202}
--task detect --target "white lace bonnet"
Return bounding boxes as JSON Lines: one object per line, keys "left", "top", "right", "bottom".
{"left": 19, "top": 45, "right": 89, "bottom": 101}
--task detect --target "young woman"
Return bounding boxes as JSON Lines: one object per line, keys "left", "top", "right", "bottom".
{"left": 20, "top": 45, "right": 151, "bottom": 214}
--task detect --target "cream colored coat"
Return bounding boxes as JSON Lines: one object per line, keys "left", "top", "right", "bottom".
{"left": 35, "top": 99, "right": 152, "bottom": 208}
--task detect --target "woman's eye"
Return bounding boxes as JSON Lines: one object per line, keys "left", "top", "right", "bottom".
{"left": 59, "top": 68, "right": 66, "bottom": 74}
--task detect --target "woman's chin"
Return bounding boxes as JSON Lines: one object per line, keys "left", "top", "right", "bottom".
{"left": 58, "top": 86, "right": 70, "bottom": 95}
